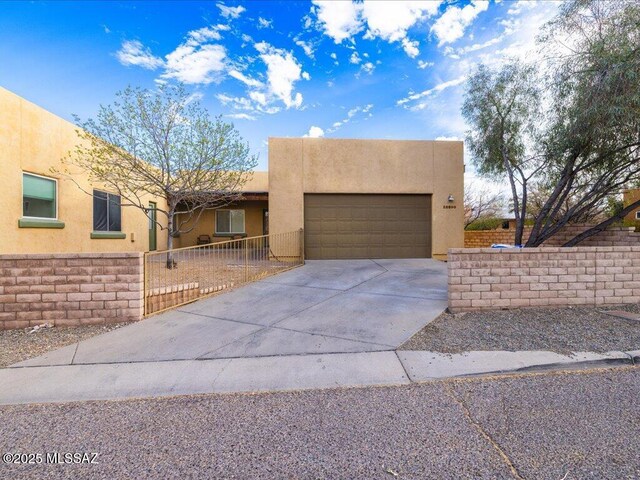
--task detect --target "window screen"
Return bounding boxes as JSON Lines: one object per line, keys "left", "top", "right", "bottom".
{"left": 216, "top": 209, "right": 245, "bottom": 233}
{"left": 23, "top": 173, "right": 56, "bottom": 219}
{"left": 93, "top": 190, "right": 122, "bottom": 232}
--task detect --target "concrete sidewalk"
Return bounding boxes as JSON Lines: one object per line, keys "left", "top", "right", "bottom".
{"left": 1, "top": 349, "right": 637, "bottom": 404}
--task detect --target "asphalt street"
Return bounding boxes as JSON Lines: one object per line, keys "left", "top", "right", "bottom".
{"left": 0, "top": 366, "right": 638, "bottom": 479}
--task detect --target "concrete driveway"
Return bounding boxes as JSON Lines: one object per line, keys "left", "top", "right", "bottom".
{"left": 17, "top": 259, "right": 447, "bottom": 367}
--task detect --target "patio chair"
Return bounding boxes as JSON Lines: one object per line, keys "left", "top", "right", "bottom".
{"left": 196, "top": 235, "right": 211, "bottom": 245}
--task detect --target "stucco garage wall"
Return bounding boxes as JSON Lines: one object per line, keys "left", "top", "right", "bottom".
{"left": 268, "top": 138, "right": 464, "bottom": 257}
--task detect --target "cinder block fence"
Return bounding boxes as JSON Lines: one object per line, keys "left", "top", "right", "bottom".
{"left": 0, "top": 253, "right": 143, "bottom": 330}
{"left": 464, "top": 224, "right": 640, "bottom": 248}
{"left": 449, "top": 247, "right": 640, "bottom": 312}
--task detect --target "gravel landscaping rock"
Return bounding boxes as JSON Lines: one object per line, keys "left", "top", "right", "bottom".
{"left": 400, "top": 304, "right": 640, "bottom": 354}
{"left": 0, "top": 323, "right": 133, "bottom": 368}
{"left": 451, "top": 367, "right": 640, "bottom": 480}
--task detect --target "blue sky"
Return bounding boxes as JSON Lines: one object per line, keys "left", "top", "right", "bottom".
{"left": 0, "top": 0, "right": 558, "bottom": 172}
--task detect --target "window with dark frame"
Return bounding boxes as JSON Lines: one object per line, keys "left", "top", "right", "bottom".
{"left": 636, "top": 211, "right": 640, "bottom": 220}
{"left": 93, "top": 190, "right": 122, "bottom": 232}
{"left": 216, "top": 209, "right": 245, "bottom": 234}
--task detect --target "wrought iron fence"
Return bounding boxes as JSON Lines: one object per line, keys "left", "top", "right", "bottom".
{"left": 144, "top": 229, "right": 304, "bottom": 315}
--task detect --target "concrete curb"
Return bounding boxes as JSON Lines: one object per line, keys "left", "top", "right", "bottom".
{"left": 396, "top": 350, "right": 635, "bottom": 381}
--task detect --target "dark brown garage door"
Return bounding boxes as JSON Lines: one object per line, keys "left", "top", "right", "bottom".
{"left": 304, "top": 194, "right": 431, "bottom": 259}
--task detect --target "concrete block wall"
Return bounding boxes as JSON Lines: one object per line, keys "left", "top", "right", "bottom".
{"left": 448, "top": 247, "right": 640, "bottom": 312}
{"left": 0, "top": 253, "right": 143, "bottom": 330}
{"left": 464, "top": 224, "right": 640, "bottom": 248}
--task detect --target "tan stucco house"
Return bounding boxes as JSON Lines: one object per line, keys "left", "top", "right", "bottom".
{"left": 267, "top": 138, "right": 464, "bottom": 259}
{"left": 623, "top": 189, "right": 640, "bottom": 226}
{"left": 2, "top": 87, "right": 464, "bottom": 258}
{"left": 1, "top": 87, "right": 170, "bottom": 254}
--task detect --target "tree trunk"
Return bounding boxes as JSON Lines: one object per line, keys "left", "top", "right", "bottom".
{"left": 563, "top": 198, "right": 640, "bottom": 247}
{"left": 166, "top": 209, "right": 175, "bottom": 269}
{"left": 515, "top": 180, "right": 527, "bottom": 246}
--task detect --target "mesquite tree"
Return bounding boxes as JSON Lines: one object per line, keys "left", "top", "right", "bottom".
{"left": 65, "top": 84, "right": 257, "bottom": 265}
{"left": 463, "top": 62, "right": 543, "bottom": 245}
{"left": 463, "top": 0, "right": 640, "bottom": 247}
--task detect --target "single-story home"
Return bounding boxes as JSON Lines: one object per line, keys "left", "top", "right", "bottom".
{"left": 1, "top": 87, "right": 169, "bottom": 254}
{"left": 1, "top": 87, "right": 464, "bottom": 258}
{"left": 623, "top": 189, "right": 640, "bottom": 225}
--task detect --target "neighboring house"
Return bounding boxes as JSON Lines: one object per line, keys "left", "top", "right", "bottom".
{"left": 2, "top": 87, "right": 465, "bottom": 258}
{"left": 0, "top": 87, "right": 168, "bottom": 254}
{"left": 623, "top": 189, "right": 640, "bottom": 225}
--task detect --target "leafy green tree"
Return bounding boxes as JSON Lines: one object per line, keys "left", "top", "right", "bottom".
{"left": 462, "top": 61, "right": 542, "bottom": 245}
{"left": 463, "top": 0, "right": 640, "bottom": 247}
{"left": 65, "top": 84, "right": 257, "bottom": 265}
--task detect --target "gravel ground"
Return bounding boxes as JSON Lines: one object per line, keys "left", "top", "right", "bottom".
{"left": 0, "top": 323, "right": 133, "bottom": 368}
{"left": 453, "top": 367, "right": 640, "bottom": 480}
{"left": 401, "top": 304, "right": 640, "bottom": 354}
{"left": 0, "top": 367, "right": 637, "bottom": 479}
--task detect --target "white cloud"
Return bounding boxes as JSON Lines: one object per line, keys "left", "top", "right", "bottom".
{"left": 214, "top": 42, "right": 306, "bottom": 119}
{"left": 435, "top": 136, "right": 460, "bottom": 141}
{"left": 249, "top": 91, "right": 267, "bottom": 106}
{"left": 302, "top": 14, "right": 313, "bottom": 30}
{"left": 304, "top": 126, "right": 325, "bottom": 138}
{"left": 163, "top": 43, "right": 226, "bottom": 84}
{"left": 312, "top": 0, "right": 363, "bottom": 43}
{"left": 349, "top": 52, "right": 362, "bottom": 64}
{"left": 312, "top": 1, "right": 440, "bottom": 57}
{"left": 295, "top": 39, "right": 315, "bottom": 59}
{"left": 453, "top": 35, "right": 506, "bottom": 56}
{"left": 229, "top": 69, "right": 263, "bottom": 88}
{"left": 360, "top": 61, "right": 375, "bottom": 74}
{"left": 507, "top": 0, "right": 538, "bottom": 16}
{"left": 116, "top": 40, "right": 164, "bottom": 70}
{"left": 397, "top": 75, "right": 467, "bottom": 109}
{"left": 217, "top": 93, "right": 280, "bottom": 114}
{"left": 327, "top": 103, "right": 374, "bottom": 133}
{"left": 255, "top": 42, "right": 304, "bottom": 109}
{"left": 362, "top": 1, "right": 441, "bottom": 42}
{"left": 258, "top": 17, "right": 273, "bottom": 28}
{"left": 431, "top": 0, "right": 489, "bottom": 46}
{"left": 186, "top": 25, "right": 229, "bottom": 45}
{"left": 217, "top": 3, "right": 246, "bottom": 19}
{"left": 401, "top": 38, "right": 420, "bottom": 58}
{"left": 417, "top": 60, "right": 434, "bottom": 69}
{"left": 226, "top": 113, "right": 257, "bottom": 121}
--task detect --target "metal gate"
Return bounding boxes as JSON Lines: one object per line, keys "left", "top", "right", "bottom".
{"left": 144, "top": 230, "right": 304, "bottom": 316}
